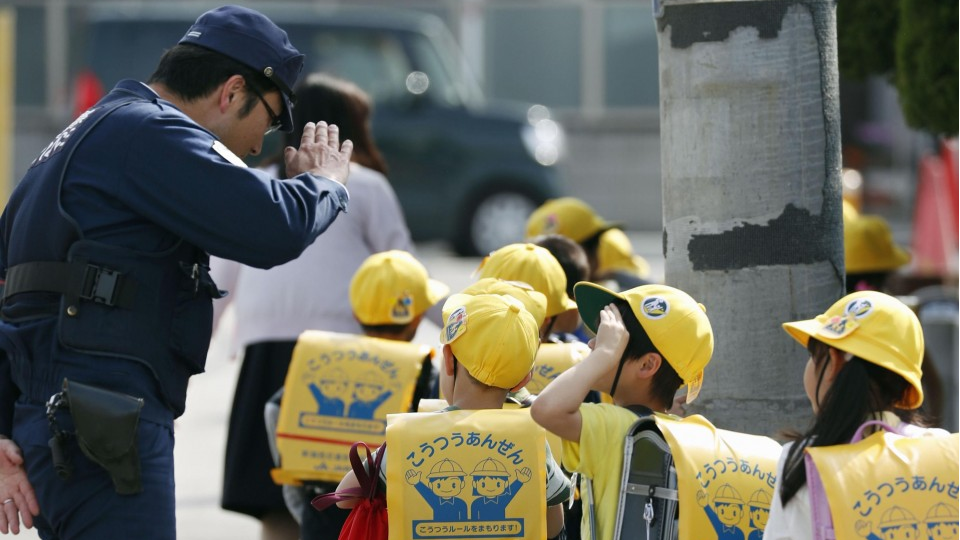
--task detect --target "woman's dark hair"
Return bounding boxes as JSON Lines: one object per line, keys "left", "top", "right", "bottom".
{"left": 612, "top": 299, "right": 683, "bottom": 407}
{"left": 148, "top": 44, "right": 271, "bottom": 117}
{"left": 531, "top": 234, "right": 590, "bottom": 298}
{"left": 778, "top": 337, "right": 921, "bottom": 505}
{"left": 280, "top": 73, "right": 387, "bottom": 176}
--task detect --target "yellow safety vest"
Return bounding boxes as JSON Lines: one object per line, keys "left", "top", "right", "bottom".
{"left": 417, "top": 399, "right": 564, "bottom": 467}
{"left": 272, "top": 330, "right": 431, "bottom": 485}
{"left": 386, "top": 409, "right": 547, "bottom": 540}
{"left": 654, "top": 414, "right": 783, "bottom": 540}
{"left": 527, "top": 341, "right": 591, "bottom": 395}
{"left": 805, "top": 424, "right": 959, "bottom": 540}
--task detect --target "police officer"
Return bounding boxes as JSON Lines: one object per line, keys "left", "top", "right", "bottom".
{"left": 0, "top": 5, "right": 353, "bottom": 538}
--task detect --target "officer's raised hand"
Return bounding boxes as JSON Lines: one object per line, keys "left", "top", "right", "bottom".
{"left": 284, "top": 121, "right": 353, "bottom": 185}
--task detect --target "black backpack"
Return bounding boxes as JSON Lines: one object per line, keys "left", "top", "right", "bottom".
{"left": 611, "top": 405, "right": 678, "bottom": 540}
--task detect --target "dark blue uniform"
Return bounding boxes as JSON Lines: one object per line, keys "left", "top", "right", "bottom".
{"left": 0, "top": 80, "right": 348, "bottom": 539}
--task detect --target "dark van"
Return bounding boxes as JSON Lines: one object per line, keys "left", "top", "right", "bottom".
{"left": 79, "top": 4, "right": 565, "bottom": 255}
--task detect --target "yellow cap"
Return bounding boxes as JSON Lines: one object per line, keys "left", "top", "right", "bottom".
{"left": 782, "top": 291, "right": 924, "bottom": 409}
{"left": 349, "top": 250, "right": 449, "bottom": 325}
{"left": 440, "top": 293, "right": 540, "bottom": 390}
{"left": 596, "top": 228, "right": 651, "bottom": 279}
{"left": 458, "top": 278, "right": 548, "bottom": 329}
{"left": 844, "top": 214, "right": 911, "bottom": 274}
{"left": 525, "top": 197, "right": 614, "bottom": 243}
{"left": 574, "top": 282, "right": 715, "bottom": 403}
{"left": 842, "top": 199, "right": 860, "bottom": 224}
{"left": 476, "top": 243, "right": 577, "bottom": 318}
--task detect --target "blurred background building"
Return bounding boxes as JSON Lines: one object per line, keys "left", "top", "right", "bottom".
{"left": 2, "top": 0, "right": 947, "bottom": 234}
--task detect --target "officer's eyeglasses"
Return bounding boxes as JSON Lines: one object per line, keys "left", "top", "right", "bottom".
{"left": 247, "top": 84, "right": 282, "bottom": 135}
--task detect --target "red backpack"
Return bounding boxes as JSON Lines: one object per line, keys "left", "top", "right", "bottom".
{"left": 311, "top": 442, "right": 388, "bottom": 540}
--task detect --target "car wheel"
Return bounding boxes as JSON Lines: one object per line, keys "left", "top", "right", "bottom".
{"left": 457, "top": 190, "right": 540, "bottom": 256}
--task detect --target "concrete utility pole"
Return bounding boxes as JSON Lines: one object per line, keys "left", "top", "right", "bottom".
{"left": 655, "top": 0, "right": 844, "bottom": 437}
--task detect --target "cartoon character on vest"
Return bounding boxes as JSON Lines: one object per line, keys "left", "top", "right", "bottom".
{"left": 924, "top": 503, "right": 959, "bottom": 540}
{"left": 856, "top": 506, "right": 920, "bottom": 540}
{"left": 406, "top": 458, "right": 468, "bottom": 521}
{"left": 924, "top": 503, "right": 960, "bottom": 540}
{"left": 746, "top": 489, "right": 771, "bottom": 540}
{"left": 470, "top": 458, "right": 531, "bottom": 521}
{"left": 346, "top": 370, "right": 393, "bottom": 419}
{"left": 697, "top": 484, "right": 745, "bottom": 540}
{"left": 308, "top": 367, "right": 350, "bottom": 416}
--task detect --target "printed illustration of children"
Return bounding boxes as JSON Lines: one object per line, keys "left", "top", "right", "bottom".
{"left": 346, "top": 371, "right": 393, "bottom": 419}
{"left": 308, "top": 367, "right": 350, "bottom": 416}
{"left": 746, "top": 489, "right": 771, "bottom": 540}
{"left": 406, "top": 458, "right": 468, "bottom": 521}
{"left": 469, "top": 458, "right": 532, "bottom": 521}
{"left": 697, "top": 484, "right": 746, "bottom": 540}
{"left": 856, "top": 506, "right": 920, "bottom": 540}
{"left": 925, "top": 503, "right": 959, "bottom": 540}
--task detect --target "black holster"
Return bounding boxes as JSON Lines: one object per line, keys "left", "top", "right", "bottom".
{"left": 61, "top": 379, "right": 144, "bottom": 495}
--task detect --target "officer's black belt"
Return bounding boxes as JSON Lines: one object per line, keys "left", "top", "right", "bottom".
{"left": 3, "top": 261, "right": 135, "bottom": 308}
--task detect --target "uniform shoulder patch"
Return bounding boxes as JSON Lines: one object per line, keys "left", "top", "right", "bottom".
{"left": 211, "top": 140, "right": 247, "bottom": 168}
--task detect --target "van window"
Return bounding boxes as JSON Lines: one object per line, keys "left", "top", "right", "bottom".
{"left": 299, "top": 31, "right": 411, "bottom": 105}
{"left": 407, "top": 33, "right": 462, "bottom": 107}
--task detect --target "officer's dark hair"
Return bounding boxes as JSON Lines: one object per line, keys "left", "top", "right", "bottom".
{"left": 777, "top": 337, "right": 922, "bottom": 507}
{"left": 148, "top": 43, "right": 274, "bottom": 118}
{"left": 531, "top": 234, "right": 589, "bottom": 299}
{"left": 611, "top": 299, "right": 683, "bottom": 407}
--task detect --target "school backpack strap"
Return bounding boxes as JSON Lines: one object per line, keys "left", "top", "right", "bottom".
{"left": 805, "top": 419, "right": 959, "bottom": 540}
{"left": 615, "top": 412, "right": 783, "bottom": 540}
{"left": 613, "top": 407, "right": 679, "bottom": 540}
{"left": 310, "top": 441, "right": 386, "bottom": 512}
{"left": 805, "top": 420, "right": 904, "bottom": 540}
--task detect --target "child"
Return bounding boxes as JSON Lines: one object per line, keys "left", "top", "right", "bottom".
{"left": 764, "top": 290, "right": 948, "bottom": 539}
{"left": 266, "top": 249, "right": 448, "bottom": 539}
{"left": 531, "top": 282, "right": 715, "bottom": 540}
{"left": 336, "top": 292, "right": 572, "bottom": 539}
{"left": 531, "top": 233, "right": 591, "bottom": 337}
{"left": 476, "top": 242, "right": 578, "bottom": 340}
{"left": 526, "top": 197, "right": 652, "bottom": 289}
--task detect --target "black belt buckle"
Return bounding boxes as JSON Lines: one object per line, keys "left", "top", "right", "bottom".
{"left": 81, "top": 264, "right": 121, "bottom": 306}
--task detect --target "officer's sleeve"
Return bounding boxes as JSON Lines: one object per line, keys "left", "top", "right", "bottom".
{"left": 117, "top": 109, "right": 349, "bottom": 269}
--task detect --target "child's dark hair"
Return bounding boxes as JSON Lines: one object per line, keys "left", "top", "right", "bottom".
{"left": 359, "top": 322, "right": 409, "bottom": 336}
{"left": 778, "top": 337, "right": 921, "bottom": 505}
{"left": 612, "top": 299, "right": 683, "bottom": 407}
{"left": 531, "top": 234, "right": 589, "bottom": 298}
